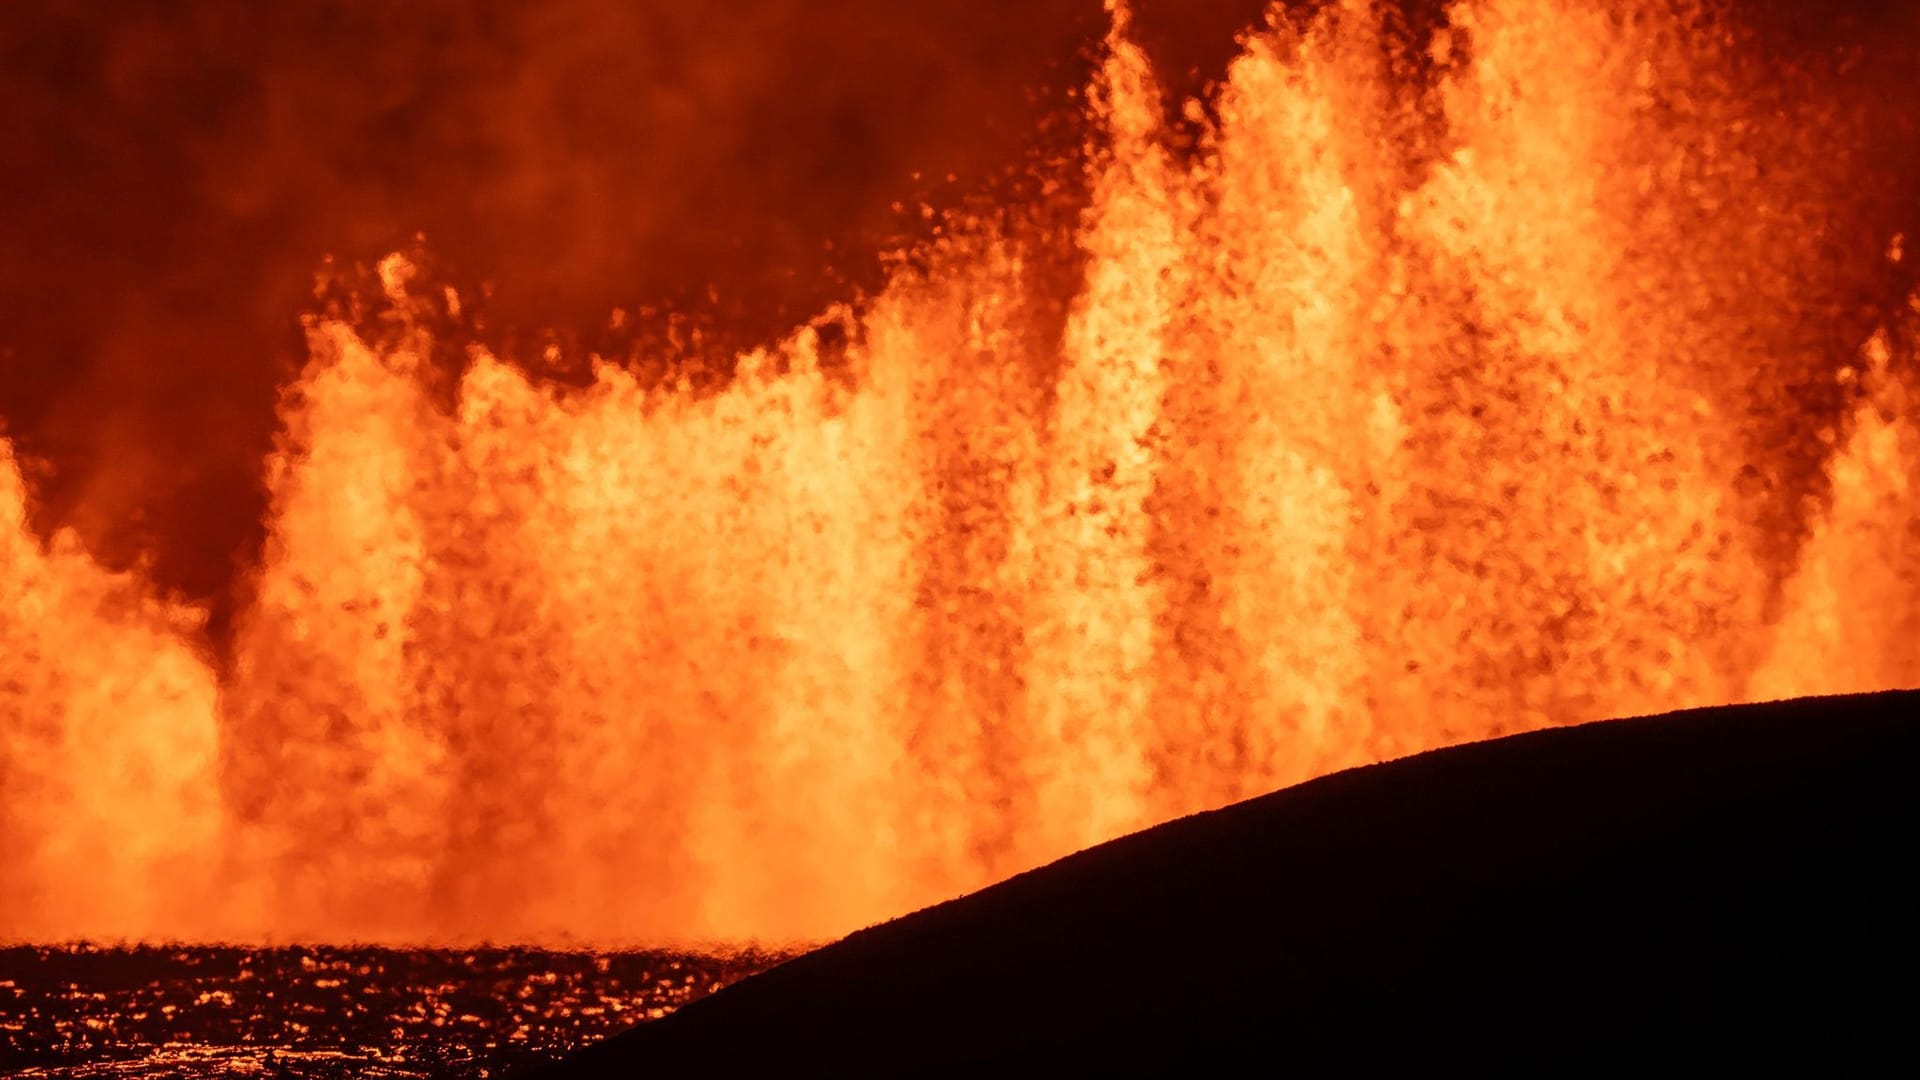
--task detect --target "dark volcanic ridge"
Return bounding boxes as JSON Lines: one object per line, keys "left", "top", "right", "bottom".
{"left": 547, "top": 690, "right": 1920, "bottom": 1076}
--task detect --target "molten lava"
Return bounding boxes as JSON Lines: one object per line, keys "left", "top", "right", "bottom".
{"left": 2, "top": 0, "right": 1917, "bottom": 944}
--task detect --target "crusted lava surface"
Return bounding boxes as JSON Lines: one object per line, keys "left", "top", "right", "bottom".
{"left": 0, "top": 944, "right": 781, "bottom": 1078}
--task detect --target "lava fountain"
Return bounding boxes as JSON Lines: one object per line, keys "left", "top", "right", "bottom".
{"left": 2, "top": 0, "right": 1916, "bottom": 945}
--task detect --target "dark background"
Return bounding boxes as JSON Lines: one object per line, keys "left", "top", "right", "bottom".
{"left": 1, "top": 0, "right": 1915, "bottom": 635}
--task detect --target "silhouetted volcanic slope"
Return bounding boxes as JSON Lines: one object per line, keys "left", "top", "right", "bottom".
{"left": 546, "top": 691, "right": 1920, "bottom": 1076}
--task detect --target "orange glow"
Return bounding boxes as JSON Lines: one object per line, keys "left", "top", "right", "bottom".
{"left": 1754, "top": 320, "right": 1920, "bottom": 699}
{"left": 0, "top": 441, "right": 222, "bottom": 940}
{"left": 3, "top": 0, "right": 1916, "bottom": 945}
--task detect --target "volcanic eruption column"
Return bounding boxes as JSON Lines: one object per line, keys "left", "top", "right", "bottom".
{"left": 2, "top": 0, "right": 1917, "bottom": 943}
